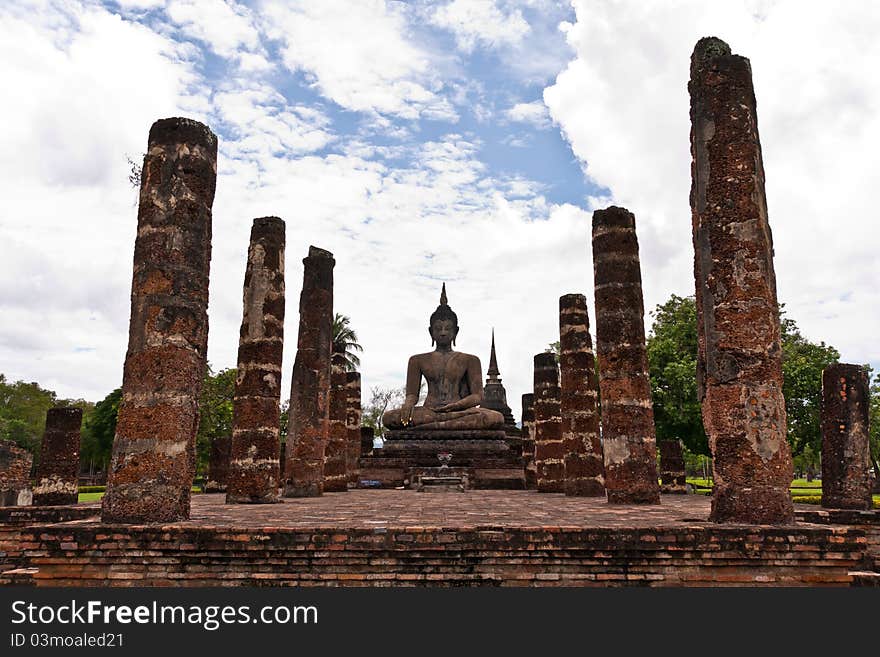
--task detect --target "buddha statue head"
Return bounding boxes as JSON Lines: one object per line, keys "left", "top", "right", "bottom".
{"left": 429, "top": 283, "right": 459, "bottom": 347}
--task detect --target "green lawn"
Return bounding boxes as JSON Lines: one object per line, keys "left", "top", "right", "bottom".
{"left": 78, "top": 486, "right": 204, "bottom": 503}
{"left": 686, "top": 478, "right": 880, "bottom": 508}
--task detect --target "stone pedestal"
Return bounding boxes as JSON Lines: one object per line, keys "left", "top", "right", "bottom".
{"left": 227, "top": 216, "right": 285, "bottom": 504}
{"left": 559, "top": 294, "right": 604, "bottom": 497}
{"left": 284, "top": 246, "right": 335, "bottom": 497}
{"left": 689, "top": 37, "right": 794, "bottom": 523}
{"left": 592, "top": 206, "right": 660, "bottom": 504}
{"left": 324, "top": 354, "right": 349, "bottom": 492}
{"left": 359, "top": 436, "right": 523, "bottom": 489}
{"left": 821, "top": 364, "right": 873, "bottom": 510}
{"left": 659, "top": 440, "right": 687, "bottom": 494}
{"left": 534, "top": 352, "right": 564, "bottom": 493}
{"left": 0, "top": 440, "right": 33, "bottom": 507}
{"left": 102, "top": 117, "right": 217, "bottom": 524}
{"left": 33, "top": 407, "right": 81, "bottom": 506}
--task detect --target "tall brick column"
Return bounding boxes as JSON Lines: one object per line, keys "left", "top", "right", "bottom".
{"left": 324, "top": 354, "right": 349, "bottom": 492}
{"left": 33, "top": 407, "right": 82, "bottom": 506}
{"left": 559, "top": 294, "right": 605, "bottom": 497}
{"left": 0, "top": 440, "right": 33, "bottom": 506}
{"left": 592, "top": 206, "right": 660, "bottom": 504}
{"left": 102, "top": 117, "right": 216, "bottom": 523}
{"left": 226, "top": 217, "right": 286, "bottom": 504}
{"left": 360, "top": 426, "right": 375, "bottom": 457}
{"left": 689, "top": 37, "right": 794, "bottom": 523}
{"left": 533, "top": 353, "right": 564, "bottom": 493}
{"left": 345, "top": 371, "right": 362, "bottom": 485}
{"left": 659, "top": 440, "right": 687, "bottom": 494}
{"left": 284, "top": 246, "right": 335, "bottom": 497}
{"left": 821, "top": 364, "right": 873, "bottom": 510}
{"left": 205, "top": 436, "right": 231, "bottom": 493}
{"left": 521, "top": 393, "right": 536, "bottom": 490}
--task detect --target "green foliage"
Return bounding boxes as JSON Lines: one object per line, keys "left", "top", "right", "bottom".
{"left": 0, "top": 373, "right": 59, "bottom": 453}
{"left": 81, "top": 388, "right": 121, "bottom": 470}
{"left": 545, "top": 341, "right": 560, "bottom": 355}
{"left": 196, "top": 366, "right": 237, "bottom": 473}
{"left": 780, "top": 311, "right": 840, "bottom": 456}
{"left": 646, "top": 295, "right": 708, "bottom": 455}
{"left": 332, "top": 313, "right": 363, "bottom": 372}
{"left": 868, "top": 370, "right": 880, "bottom": 475}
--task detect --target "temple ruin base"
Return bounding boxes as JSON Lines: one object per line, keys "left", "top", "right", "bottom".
{"left": 1, "top": 493, "right": 876, "bottom": 587}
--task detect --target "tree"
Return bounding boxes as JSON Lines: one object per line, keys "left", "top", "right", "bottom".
{"left": 0, "top": 373, "right": 59, "bottom": 454}
{"left": 646, "top": 295, "right": 708, "bottom": 455}
{"left": 868, "top": 370, "right": 880, "bottom": 490}
{"left": 780, "top": 311, "right": 840, "bottom": 457}
{"left": 196, "top": 366, "right": 237, "bottom": 473}
{"left": 81, "top": 388, "right": 122, "bottom": 472}
{"left": 362, "top": 385, "right": 405, "bottom": 437}
{"left": 332, "top": 313, "right": 363, "bottom": 372}
{"left": 545, "top": 341, "right": 560, "bottom": 355}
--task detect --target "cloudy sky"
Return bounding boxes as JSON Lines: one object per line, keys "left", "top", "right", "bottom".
{"left": 1, "top": 0, "right": 878, "bottom": 422}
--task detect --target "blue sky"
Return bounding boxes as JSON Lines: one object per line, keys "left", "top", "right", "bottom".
{"left": 1, "top": 1, "right": 878, "bottom": 421}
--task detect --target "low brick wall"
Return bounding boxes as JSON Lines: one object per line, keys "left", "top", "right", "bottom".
{"left": 1, "top": 523, "right": 867, "bottom": 587}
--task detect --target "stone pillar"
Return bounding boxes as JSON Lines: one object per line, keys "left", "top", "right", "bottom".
{"left": 689, "top": 37, "right": 794, "bottom": 523}
{"left": 821, "top": 364, "right": 873, "bottom": 510}
{"left": 533, "top": 353, "right": 563, "bottom": 493}
{"left": 659, "top": 440, "right": 687, "bottom": 494}
{"left": 0, "top": 440, "right": 33, "bottom": 506}
{"left": 360, "top": 426, "right": 375, "bottom": 457}
{"left": 227, "top": 217, "right": 286, "bottom": 504}
{"left": 283, "top": 246, "right": 335, "bottom": 497}
{"left": 345, "top": 372, "right": 362, "bottom": 484}
{"left": 324, "top": 354, "right": 349, "bottom": 492}
{"left": 205, "top": 436, "right": 231, "bottom": 493}
{"left": 102, "top": 117, "right": 216, "bottom": 524}
{"left": 559, "top": 294, "right": 605, "bottom": 497}
{"left": 521, "top": 393, "right": 536, "bottom": 490}
{"left": 592, "top": 206, "right": 660, "bottom": 504}
{"left": 33, "top": 407, "right": 82, "bottom": 506}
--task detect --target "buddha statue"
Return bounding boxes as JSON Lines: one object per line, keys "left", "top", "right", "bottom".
{"left": 382, "top": 284, "right": 505, "bottom": 433}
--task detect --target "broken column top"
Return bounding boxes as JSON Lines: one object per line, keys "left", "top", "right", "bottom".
{"left": 253, "top": 216, "right": 285, "bottom": 232}
{"left": 307, "top": 245, "right": 334, "bottom": 261}
{"left": 45, "top": 407, "right": 83, "bottom": 429}
{"left": 592, "top": 205, "right": 635, "bottom": 231}
{"left": 692, "top": 36, "right": 732, "bottom": 62}
{"left": 148, "top": 117, "right": 218, "bottom": 152}
{"left": 534, "top": 352, "right": 558, "bottom": 370}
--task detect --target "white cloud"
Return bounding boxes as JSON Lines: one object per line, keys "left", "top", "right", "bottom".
{"left": 505, "top": 100, "right": 551, "bottom": 129}
{"left": 544, "top": 0, "right": 880, "bottom": 370}
{"left": 431, "top": 0, "right": 530, "bottom": 53}
{"left": 261, "top": 1, "right": 457, "bottom": 121}
{"left": 165, "top": 0, "right": 260, "bottom": 59}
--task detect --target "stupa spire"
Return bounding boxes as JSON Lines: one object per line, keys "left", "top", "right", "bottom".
{"left": 487, "top": 328, "right": 500, "bottom": 380}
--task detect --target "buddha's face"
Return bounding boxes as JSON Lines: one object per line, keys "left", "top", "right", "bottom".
{"left": 429, "top": 318, "right": 458, "bottom": 348}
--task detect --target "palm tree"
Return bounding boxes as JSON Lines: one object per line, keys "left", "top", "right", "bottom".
{"left": 332, "top": 313, "right": 363, "bottom": 372}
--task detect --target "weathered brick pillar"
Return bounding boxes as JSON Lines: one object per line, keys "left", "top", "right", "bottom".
{"left": 659, "top": 440, "right": 687, "bottom": 494}
{"left": 324, "top": 354, "right": 349, "bottom": 492}
{"left": 205, "top": 436, "right": 231, "bottom": 493}
{"left": 33, "top": 407, "right": 82, "bottom": 506}
{"left": 226, "top": 217, "right": 286, "bottom": 504}
{"left": 533, "top": 353, "right": 564, "bottom": 492}
{"left": 689, "top": 37, "right": 794, "bottom": 523}
{"left": 592, "top": 206, "right": 660, "bottom": 504}
{"left": 521, "top": 393, "right": 537, "bottom": 490}
{"left": 0, "top": 440, "right": 33, "bottom": 506}
{"left": 360, "top": 426, "right": 375, "bottom": 457}
{"left": 821, "top": 364, "right": 873, "bottom": 510}
{"left": 102, "top": 117, "right": 216, "bottom": 523}
{"left": 345, "top": 371, "right": 362, "bottom": 485}
{"left": 284, "top": 246, "right": 335, "bottom": 497}
{"left": 559, "top": 294, "right": 605, "bottom": 497}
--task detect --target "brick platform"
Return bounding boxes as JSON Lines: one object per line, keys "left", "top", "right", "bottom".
{"left": 1, "top": 493, "right": 875, "bottom": 587}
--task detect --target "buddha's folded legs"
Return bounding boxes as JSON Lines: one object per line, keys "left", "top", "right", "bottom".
{"left": 383, "top": 406, "right": 504, "bottom": 431}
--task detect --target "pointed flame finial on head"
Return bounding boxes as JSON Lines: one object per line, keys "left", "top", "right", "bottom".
{"left": 440, "top": 282, "right": 447, "bottom": 306}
